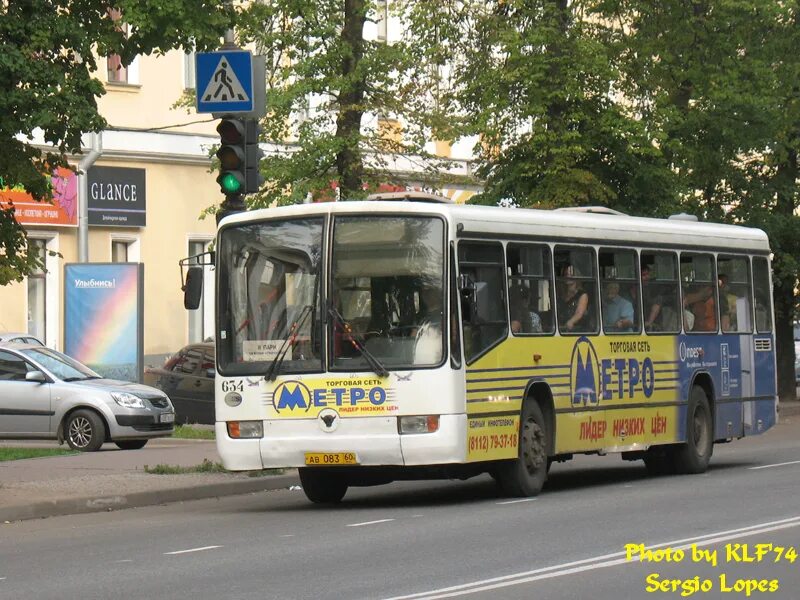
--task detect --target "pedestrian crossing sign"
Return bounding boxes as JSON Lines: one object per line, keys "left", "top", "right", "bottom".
{"left": 196, "top": 50, "right": 254, "bottom": 114}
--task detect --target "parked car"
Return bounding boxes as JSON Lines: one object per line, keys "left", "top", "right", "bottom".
{"left": 144, "top": 343, "right": 215, "bottom": 425}
{"left": 0, "top": 343, "right": 175, "bottom": 451}
{"left": 0, "top": 332, "right": 44, "bottom": 346}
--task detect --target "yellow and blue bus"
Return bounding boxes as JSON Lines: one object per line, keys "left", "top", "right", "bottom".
{"left": 200, "top": 193, "right": 777, "bottom": 503}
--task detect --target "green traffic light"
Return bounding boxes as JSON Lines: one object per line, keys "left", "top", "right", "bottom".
{"left": 220, "top": 173, "right": 242, "bottom": 194}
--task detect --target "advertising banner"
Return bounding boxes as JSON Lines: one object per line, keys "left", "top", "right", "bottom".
{"left": 64, "top": 263, "right": 144, "bottom": 382}
{"left": 0, "top": 167, "right": 78, "bottom": 227}
{"left": 87, "top": 166, "right": 146, "bottom": 227}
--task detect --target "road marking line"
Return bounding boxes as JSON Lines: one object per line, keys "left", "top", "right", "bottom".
{"left": 113, "top": 559, "right": 133, "bottom": 563}
{"left": 384, "top": 515, "right": 800, "bottom": 600}
{"left": 347, "top": 518, "right": 395, "bottom": 527}
{"left": 497, "top": 498, "right": 536, "bottom": 505}
{"left": 749, "top": 460, "right": 800, "bottom": 470}
{"left": 164, "top": 545, "right": 222, "bottom": 555}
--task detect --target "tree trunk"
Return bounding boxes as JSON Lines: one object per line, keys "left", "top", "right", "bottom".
{"left": 773, "top": 145, "right": 798, "bottom": 403}
{"left": 335, "top": 0, "right": 367, "bottom": 199}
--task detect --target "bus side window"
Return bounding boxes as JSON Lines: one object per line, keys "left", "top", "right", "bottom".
{"left": 717, "top": 255, "right": 752, "bottom": 333}
{"left": 457, "top": 242, "right": 507, "bottom": 363}
{"left": 506, "top": 244, "right": 554, "bottom": 335}
{"left": 680, "top": 253, "right": 718, "bottom": 333}
{"left": 640, "top": 251, "right": 681, "bottom": 334}
{"left": 554, "top": 246, "right": 598, "bottom": 335}
{"left": 752, "top": 257, "right": 772, "bottom": 333}
{"left": 598, "top": 248, "right": 640, "bottom": 334}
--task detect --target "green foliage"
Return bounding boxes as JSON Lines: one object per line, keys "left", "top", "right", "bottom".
{"left": 235, "top": 0, "right": 465, "bottom": 207}
{"left": 172, "top": 424, "right": 215, "bottom": 440}
{"left": 0, "top": 447, "right": 76, "bottom": 461}
{"left": 0, "top": 0, "right": 233, "bottom": 284}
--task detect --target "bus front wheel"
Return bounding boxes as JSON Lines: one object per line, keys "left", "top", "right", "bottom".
{"left": 494, "top": 401, "right": 548, "bottom": 497}
{"left": 673, "top": 386, "right": 713, "bottom": 474}
{"left": 299, "top": 467, "right": 348, "bottom": 504}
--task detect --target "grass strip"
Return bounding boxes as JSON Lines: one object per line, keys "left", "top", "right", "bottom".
{"left": 0, "top": 447, "right": 76, "bottom": 462}
{"left": 144, "top": 458, "right": 284, "bottom": 477}
{"left": 171, "top": 425, "right": 215, "bottom": 440}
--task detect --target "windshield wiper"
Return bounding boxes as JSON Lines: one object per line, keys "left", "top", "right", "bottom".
{"left": 264, "top": 304, "right": 314, "bottom": 381}
{"left": 327, "top": 302, "right": 388, "bottom": 378}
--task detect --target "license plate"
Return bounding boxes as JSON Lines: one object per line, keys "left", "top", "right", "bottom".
{"left": 304, "top": 452, "right": 358, "bottom": 466}
{"left": 159, "top": 412, "right": 175, "bottom": 424}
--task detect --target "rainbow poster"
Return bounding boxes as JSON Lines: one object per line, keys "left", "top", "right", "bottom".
{"left": 64, "top": 263, "right": 143, "bottom": 382}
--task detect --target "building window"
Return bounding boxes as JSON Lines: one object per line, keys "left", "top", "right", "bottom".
{"left": 376, "top": 1, "right": 389, "bottom": 42}
{"left": 27, "top": 239, "right": 47, "bottom": 343}
{"left": 111, "top": 241, "right": 129, "bottom": 263}
{"left": 106, "top": 8, "right": 129, "bottom": 84}
{"left": 188, "top": 240, "right": 214, "bottom": 343}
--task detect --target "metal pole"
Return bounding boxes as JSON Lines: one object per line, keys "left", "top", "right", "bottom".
{"left": 77, "top": 132, "right": 102, "bottom": 262}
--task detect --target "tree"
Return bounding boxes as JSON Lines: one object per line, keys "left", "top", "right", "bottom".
{"left": 232, "top": 0, "right": 462, "bottom": 207}
{"left": 413, "top": 0, "right": 679, "bottom": 215}
{"left": 0, "top": 0, "right": 233, "bottom": 285}
{"left": 609, "top": 0, "right": 799, "bottom": 400}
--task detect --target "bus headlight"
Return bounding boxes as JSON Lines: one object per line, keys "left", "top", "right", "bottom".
{"left": 398, "top": 415, "right": 440, "bottom": 434}
{"left": 227, "top": 421, "right": 263, "bottom": 439}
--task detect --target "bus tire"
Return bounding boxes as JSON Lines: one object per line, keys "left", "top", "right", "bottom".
{"left": 494, "top": 401, "right": 548, "bottom": 497}
{"left": 299, "top": 468, "right": 348, "bottom": 504}
{"left": 673, "top": 386, "right": 713, "bottom": 474}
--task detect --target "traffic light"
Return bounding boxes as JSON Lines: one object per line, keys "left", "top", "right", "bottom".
{"left": 244, "top": 119, "right": 265, "bottom": 194}
{"left": 216, "top": 117, "right": 246, "bottom": 196}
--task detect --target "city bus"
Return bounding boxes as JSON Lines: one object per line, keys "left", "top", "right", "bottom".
{"left": 188, "top": 193, "right": 777, "bottom": 503}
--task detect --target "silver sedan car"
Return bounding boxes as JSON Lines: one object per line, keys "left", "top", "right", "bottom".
{"left": 0, "top": 343, "right": 175, "bottom": 451}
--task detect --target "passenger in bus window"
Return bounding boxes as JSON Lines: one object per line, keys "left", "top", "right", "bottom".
{"left": 509, "top": 284, "right": 542, "bottom": 334}
{"left": 639, "top": 265, "right": 663, "bottom": 331}
{"left": 684, "top": 284, "right": 716, "bottom": 332}
{"left": 718, "top": 274, "right": 737, "bottom": 332}
{"left": 558, "top": 266, "right": 590, "bottom": 332}
{"left": 603, "top": 282, "right": 634, "bottom": 332}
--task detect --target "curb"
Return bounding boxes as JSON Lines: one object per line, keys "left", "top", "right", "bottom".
{"left": 778, "top": 403, "right": 800, "bottom": 418}
{"left": 0, "top": 472, "right": 299, "bottom": 523}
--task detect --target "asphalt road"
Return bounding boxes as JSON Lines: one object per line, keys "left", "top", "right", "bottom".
{"left": 2, "top": 421, "right": 800, "bottom": 600}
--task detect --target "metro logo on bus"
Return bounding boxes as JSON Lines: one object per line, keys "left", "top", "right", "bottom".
{"left": 271, "top": 377, "right": 395, "bottom": 416}
{"left": 571, "top": 336, "right": 601, "bottom": 406}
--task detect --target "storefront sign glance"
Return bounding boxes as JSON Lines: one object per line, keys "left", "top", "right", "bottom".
{"left": 88, "top": 166, "right": 146, "bottom": 227}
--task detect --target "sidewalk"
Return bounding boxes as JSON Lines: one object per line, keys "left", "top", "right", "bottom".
{"left": 1, "top": 401, "right": 799, "bottom": 523}
{"left": 0, "top": 437, "right": 298, "bottom": 523}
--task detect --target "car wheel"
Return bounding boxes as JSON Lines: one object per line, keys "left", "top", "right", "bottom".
{"left": 115, "top": 440, "right": 148, "bottom": 450}
{"left": 65, "top": 409, "right": 106, "bottom": 452}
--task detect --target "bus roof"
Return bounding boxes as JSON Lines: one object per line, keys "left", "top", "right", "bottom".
{"left": 220, "top": 201, "right": 770, "bottom": 254}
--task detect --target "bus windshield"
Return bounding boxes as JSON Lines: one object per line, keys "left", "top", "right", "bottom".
{"left": 217, "top": 217, "right": 324, "bottom": 375}
{"left": 331, "top": 215, "right": 445, "bottom": 370}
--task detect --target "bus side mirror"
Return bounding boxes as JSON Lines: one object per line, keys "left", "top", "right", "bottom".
{"left": 183, "top": 267, "right": 203, "bottom": 310}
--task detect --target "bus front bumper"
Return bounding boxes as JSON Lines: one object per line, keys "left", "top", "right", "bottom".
{"left": 216, "top": 414, "right": 468, "bottom": 471}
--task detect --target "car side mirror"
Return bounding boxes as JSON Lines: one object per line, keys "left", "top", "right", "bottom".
{"left": 26, "top": 370, "right": 47, "bottom": 383}
{"left": 183, "top": 267, "right": 203, "bottom": 310}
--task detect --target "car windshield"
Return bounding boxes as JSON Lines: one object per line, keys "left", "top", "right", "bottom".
{"left": 330, "top": 215, "right": 445, "bottom": 370}
{"left": 21, "top": 347, "right": 101, "bottom": 381}
{"left": 217, "top": 217, "right": 324, "bottom": 376}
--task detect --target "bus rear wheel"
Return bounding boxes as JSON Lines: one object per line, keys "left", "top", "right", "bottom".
{"left": 673, "top": 386, "right": 713, "bottom": 474}
{"left": 494, "top": 401, "right": 548, "bottom": 497}
{"left": 299, "top": 467, "right": 348, "bottom": 504}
